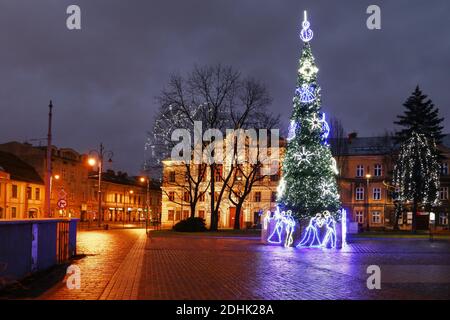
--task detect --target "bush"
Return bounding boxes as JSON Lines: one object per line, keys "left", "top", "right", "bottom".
{"left": 173, "top": 217, "right": 207, "bottom": 232}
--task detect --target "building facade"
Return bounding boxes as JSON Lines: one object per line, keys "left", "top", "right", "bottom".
{"left": 0, "top": 151, "right": 45, "bottom": 219}
{"left": 86, "top": 170, "right": 162, "bottom": 224}
{"left": 161, "top": 138, "right": 283, "bottom": 229}
{"left": 333, "top": 135, "right": 450, "bottom": 231}
{"left": 161, "top": 134, "right": 450, "bottom": 231}
{"left": 0, "top": 142, "right": 162, "bottom": 222}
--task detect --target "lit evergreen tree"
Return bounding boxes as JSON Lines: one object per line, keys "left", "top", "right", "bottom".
{"left": 277, "top": 12, "right": 340, "bottom": 220}
{"left": 395, "top": 86, "right": 444, "bottom": 157}
{"left": 393, "top": 132, "right": 440, "bottom": 232}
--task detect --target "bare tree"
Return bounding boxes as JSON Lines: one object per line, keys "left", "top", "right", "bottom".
{"left": 329, "top": 117, "right": 347, "bottom": 187}
{"left": 146, "top": 64, "right": 277, "bottom": 231}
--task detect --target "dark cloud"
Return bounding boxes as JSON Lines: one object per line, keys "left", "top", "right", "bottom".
{"left": 0, "top": 0, "right": 449, "bottom": 174}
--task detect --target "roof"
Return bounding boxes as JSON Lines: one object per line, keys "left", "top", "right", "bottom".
{"left": 329, "top": 134, "right": 450, "bottom": 156}
{"left": 89, "top": 170, "right": 161, "bottom": 190}
{"left": 0, "top": 151, "right": 44, "bottom": 184}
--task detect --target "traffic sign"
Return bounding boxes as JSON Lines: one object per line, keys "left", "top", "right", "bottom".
{"left": 57, "top": 199, "right": 68, "bottom": 209}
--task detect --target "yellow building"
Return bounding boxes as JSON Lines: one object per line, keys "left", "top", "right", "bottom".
{"left": 161, "top": 137, "right": 284, "bottom": 229}
{"left": 0, "top": 151, "right": 45, "bottom": 219}
{"left": 86, "top": 170, "right": 162, "bottom": 224}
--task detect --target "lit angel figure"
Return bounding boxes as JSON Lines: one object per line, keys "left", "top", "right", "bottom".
{"left": 287, "top": 120, "right": 297, "bottom": 142}
{"left": 296, "top": 84, "right": 316, "bottom": 103}
{"left": 297, "top": 213, "right": 322, "bottom": 248}
{"left": 321, "top": 211, "right": 337, "bottom": 248}
{"left": 267, "top": 207, "right": 284, "bottom": 244}
{"left": 263, "top": 210, "right": 271, "bottom": 230}
{"left": 294, "top": 146, "right": 313, "bottom": 164}
{"left": 282, "top": 211, "right": 296, "bottom": 247}
{"left": 330, "top": 157, "right": 339, "bottom": 175}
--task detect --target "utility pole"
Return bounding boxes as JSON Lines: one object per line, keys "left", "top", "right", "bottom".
{"left": 97, "top": 143, "right": 104, "bottom": 227}
{"left": 45, "top": 101, "right": 53, "bottom": 218}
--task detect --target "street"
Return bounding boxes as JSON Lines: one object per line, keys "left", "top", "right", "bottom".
{"left": 36, "top": 229, "right": 450, "bottom": 300}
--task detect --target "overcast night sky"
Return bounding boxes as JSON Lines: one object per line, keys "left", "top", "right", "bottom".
{"left": 0, "top": 0, "right": 449, "bottom": 174}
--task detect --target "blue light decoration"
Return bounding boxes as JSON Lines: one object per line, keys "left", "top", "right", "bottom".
{"left": 296, "top": 84, "right": 316, "bottom": 103}
{"left": 283, "top": 211, "right": 296, "bottom": 247}
{"left": 287, "top": 120, "right": 297, "bottom": 142}
{"left": 297, "top": 213, "right": 323, "bottom": 248}
{"left": 296, "top": 211, "right": 337, "bottom": 248}
{"left": 321, "top": 112, "right": 330, "bottom": 141}
{"left": 266, "top": 207, "right": 297, "bottom": 247}
{"left": 267, "top": 209, "right": 284, "bottom": 244}
{"left": 299, "top": 11, "right": 313, "bottom": 43}
{"left": 341, "top": 208, "right": 348, "bottom": 247}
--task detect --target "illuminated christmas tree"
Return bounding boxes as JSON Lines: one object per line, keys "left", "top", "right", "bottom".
{"left": 278, "top": 11, "right": 341, "bottom": 220}
{"left": 393, "top": 132, "right": 440, "bottom": 232}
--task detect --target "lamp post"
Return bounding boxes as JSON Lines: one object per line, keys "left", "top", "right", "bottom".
{"left": 88, "top": 143, "right": 113, "bottom": 227}
{"left": 140, "top": 176, "right": 151, "bottom": 234}
{"left": 365, "top": 173, "right": 372, "bottom": 231}
{"left": 50, "top": 174, "right": 60, "bottom": 217}
{"left": 127, "top": 189, "right": 134, "bottom": 224}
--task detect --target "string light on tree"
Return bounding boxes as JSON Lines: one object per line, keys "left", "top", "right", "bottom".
{"left": 278, "top": 10, "right": 341, "bottom": 225}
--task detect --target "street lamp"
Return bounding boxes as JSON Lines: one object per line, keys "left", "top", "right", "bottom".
{"left": 140, "top": 176, "right": 151, "bottom": 234}
{"left": 88, "top": 143, "right": 113, "bottom": 227}
{"left": 365, "top": 173, "right": 372, "bottom": 231}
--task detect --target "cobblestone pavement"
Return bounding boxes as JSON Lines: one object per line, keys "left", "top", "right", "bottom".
{"left": 40, "top": 229, "right": 450, "bottom": 300}
{"left": 40, "top": 228, "right": 144, "bottom": 300}
{"left": 139, "top": 235, "right": 450, "bottom": 300}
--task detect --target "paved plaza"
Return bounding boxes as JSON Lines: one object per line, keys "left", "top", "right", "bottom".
{"left": 37, "top": 229, "right": 450, "bottom": 300}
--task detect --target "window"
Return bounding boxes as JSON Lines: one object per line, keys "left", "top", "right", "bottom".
{"left": 214, "top": 192, "right": 219, "bottom": 202}
{"left": 439, "top": 213, "right": 448, "bottom": 226}
{"left": 35, "top": 188, "right": 40, "bottom": 201}
{"left": 356, "top": 165, "right": 364, "bottom": 177}
{"left": 183, "top": 192, "right": 190, "bottom": 202}
{"left": 11, "top": 207, "right": 17, "bottom": 219}
{"left": 119, "top": 194, "right": 123, "bottom": 203}
{"left": 373, "top": 188, "right": 381, "bottom": 200}
{"left": 214, "top": 165, "right": 223, "bottom": 182}
{"left": 371, "top": 211, "right": 381, "bottom": 224}
{"left": 198, "top": 210, "right": 205, "bottom": 219}
{"left": 355, "top": 211, "right": 364, "bottom": 223}
{"left": 168, "top": 192, "right": 175, "bottom": 202}
{"left": 114, "top": 193, "right": 118, "bottom": 203}
{"left": 182, "top": 210, "right": 189, "bottom": 220}
{"left": 439, "top": 187, "right": 448, "bottom": 201}
{"left": 270, "top": 161, "right": 280, "bottom": 181}
{"left": 12, "top": 185, "right": 18, "bottom": 198}
{"left": 168, "top": 210, "right": 174, "bottom": 221}
{"left": 441, "top": 163, "right": 449, "bottom": 175}
{"left": 175, "top": 211, "right": 181, "bottom": 221}
{"left": 271, "top": 192, "right": 277, "bottom": 202}
{"left": 199, "top": 193, "right": 205, "bottom": 202}
{"left": 355, "top": 187, "right": 364, "bottom": 200}
{"left": 374, "top": 164, "right": 382, "bottom": 177}
{"left": 27, "top": 187, "right": 32, "bottom": 200}
{"left": 0, "top": 207, "right": 3, "bottom": 219}
{"left": 254, "top": 192, "right": 261, "bottom": 202}
{"left": 169, "top": 171, "right": 176, "bottom": 183}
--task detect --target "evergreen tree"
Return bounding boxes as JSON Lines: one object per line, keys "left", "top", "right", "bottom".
{"left": 393, "top": 133, "right": 440, "bottom": 232}
{"left": 395, "top": 86, "right": 444, "bottom": 154}
{"left": 278, "top": 13, "right": 340, "bottom": 220}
